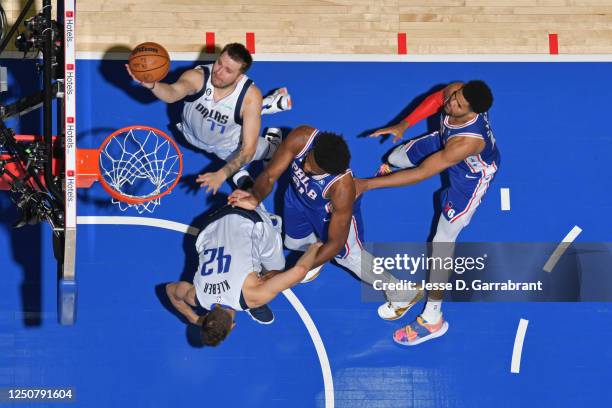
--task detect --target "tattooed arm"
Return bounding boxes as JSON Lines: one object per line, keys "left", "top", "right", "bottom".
{"left": 196, "top": 85, "right": 263, "bottom": 194}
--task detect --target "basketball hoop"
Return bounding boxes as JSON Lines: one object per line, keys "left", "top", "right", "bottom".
{"left": 88, "top": 125, "right": 183, "bottom": 213}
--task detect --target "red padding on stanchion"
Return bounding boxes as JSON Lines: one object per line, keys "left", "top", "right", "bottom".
{"left": 246, "top": 33, "right": 255, "bottom": 54}
{"left": 397, "top": 33, "right": 407, "bottom": 55}
{"left": 206, "top": 32, "right": 215, "bottom": 53}
{"left": 549, "top": 33, "right": 559, "bottom": 54}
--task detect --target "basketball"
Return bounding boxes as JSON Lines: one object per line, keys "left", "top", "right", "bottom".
{"left": 128, "top": 42, "right": 170, "bottom": 83}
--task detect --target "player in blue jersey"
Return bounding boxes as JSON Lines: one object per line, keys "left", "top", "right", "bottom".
{"left": 359, "top": 80, "right": 499, "bottom": 345}
{"left": 228, "top": 125, "right": 422, "bottom": 317}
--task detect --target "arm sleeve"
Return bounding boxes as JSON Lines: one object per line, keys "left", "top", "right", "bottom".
{"left": 403, "top": 89, "right": 445, "bottom": 126}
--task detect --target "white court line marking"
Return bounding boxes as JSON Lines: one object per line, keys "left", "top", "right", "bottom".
{"left": 78, "top": 216, "right": 200, "bottom": 236}
{"left": 511, "top": 319, "right": 529, "bottom": 374}
{"left": 500, "top": 188, "right": 511, "bottom": 211}
{"left": 543, "top": 226, "right": 582, "bottom": 273}
{"left": 282, "top": 289, "right": 334, "bottom": 407}
{"left": 83, "top": 52, "right": 612, "bottom": 62}
{"left": 77, "top": 215, "right": 334, "bottom": 408}
{"left": 3, "top": 51, "right": 610, "bottom": 62}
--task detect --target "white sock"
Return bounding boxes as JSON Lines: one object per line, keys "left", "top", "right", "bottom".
{"left": 421, "top": 298, "right": 442, "bottom": 323}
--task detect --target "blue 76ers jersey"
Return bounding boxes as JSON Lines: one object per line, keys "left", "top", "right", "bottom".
{"left": 284, "top": 128, "right": 364, "bottom": 259}
{"left": 288, "top": 129, "right": 354, "bottom": 215}
{"left": 440, "top": 112, "right": 500, "bottom": 187}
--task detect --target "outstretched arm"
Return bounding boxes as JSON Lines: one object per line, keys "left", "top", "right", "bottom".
{"left": 248, "top": 243, "right": 322, "bottom": 307}
{"left": 359, "top": 136, "right": 485, "bottom": 193}
{"left": 227, "top": 125, "right": 313, "bottom": 209}
{"left": 165, "top": 282, "right": 202, "bottom": 325}
{"left": 222, "top": 86, "right": 262, "bottom": 176}
{"left": 309, "top": 175, "right": 355, "bottom": 268}
{"left": 369, "top": 82, "right": 463, "bottom": 143}
{"left": 126, "top": 65, "right": 203, "bottom": 103}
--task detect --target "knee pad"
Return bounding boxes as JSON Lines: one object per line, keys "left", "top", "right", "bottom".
{"left": 388, "top": 146, "right": 415, "bottom": 169}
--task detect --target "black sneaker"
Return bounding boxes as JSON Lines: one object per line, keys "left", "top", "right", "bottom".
{"left": 246, "top": 304, "right": 275, "bottom": 325}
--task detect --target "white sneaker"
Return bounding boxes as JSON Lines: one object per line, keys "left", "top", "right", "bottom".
{"left": 271, "top": 87, "right": 288, "bottom": 97}
{"left": 377, "top": 289, "right": 424, "bottom": 321}
{"left": 231, "top": 169, "right": 253, "bottom": 190}
{"left": 262, "top": 88, "right": 292, "bottom": 114}
{"left": 301, "top": 264, "right": 323, "bottom": 283}
{"left": 264, "top": 127, "right": 283, "bottom": 146}
{"left": 263, "top": 128, "right": 283, "bottom": 162}
{"left": 262, "top": 87, "right": 287, "bottom": 103}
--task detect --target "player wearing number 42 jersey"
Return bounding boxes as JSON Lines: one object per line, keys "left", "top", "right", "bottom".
{"left": 360, "top": 80, "right": 500, "bottom": 345}
{"left": 165, "top": 205, "right": 321, "bottom": 347}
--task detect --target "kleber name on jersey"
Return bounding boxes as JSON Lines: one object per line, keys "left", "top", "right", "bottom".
{"left": 200, "top": 280, "right": 231, "bottom": 295}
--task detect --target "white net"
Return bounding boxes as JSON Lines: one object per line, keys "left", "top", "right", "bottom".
{"left": 99, "top": 127, "right": 182, "bottom": 213}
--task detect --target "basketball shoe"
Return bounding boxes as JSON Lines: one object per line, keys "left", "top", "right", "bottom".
{"left": 231, "top": 169, "right": 254, "bottom": 191}
{"left": 377, "top": 289, "right": 424, "bottom": 320}
{"left": 262, "top": 87, "right": 292, "bottom": 115}
{"left": 393, "top": 315, "right": 449, "bottom": 346}
{"left": 300, "top": 265, "right": 323, "bottom": 283}
{"left": 246, "top": 304, "right": 275, "bottom": 325}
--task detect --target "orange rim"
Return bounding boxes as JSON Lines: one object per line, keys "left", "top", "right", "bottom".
{"left": 97, "top": 125, "right": 183, "bottom": 205}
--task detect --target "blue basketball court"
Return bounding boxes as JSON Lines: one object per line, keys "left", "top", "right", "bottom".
{"left": 1, "top": 56, "right": 611, "bottom": 407}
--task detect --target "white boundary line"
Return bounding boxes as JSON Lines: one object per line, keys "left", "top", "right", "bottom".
{"left": 511, "top": 318, "right": 529, "bottom": 374}
{"left": 500, "top": 188, "right": 511, "bottom": 211}
{"left": 282, "top": 289, "right": 334, "bottom": 407}
{"left": 77, "top": 215, "right": 200, "bottom": 236}
{"left": 62, "top": 0, "right": 77, "bottom": 282}
{"left": 4, "top": 51, "right": 612, "bottom": 62}
{"left": 76, "top": 215, "right": 334, "bottom": 408}
{"left": 543, "top": 225, "right": 582, "bottom": 273}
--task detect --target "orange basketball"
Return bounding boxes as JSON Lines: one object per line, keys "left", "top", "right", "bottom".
{"left": 128, "top": 42, "right": 170, "bottom": 83}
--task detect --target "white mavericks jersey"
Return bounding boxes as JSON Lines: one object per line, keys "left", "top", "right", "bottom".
{"left": 193, "top": 206, "right": 285, "bottom": 311}
{"left": 180, "top": 64, "right": 253, "bottom": 158}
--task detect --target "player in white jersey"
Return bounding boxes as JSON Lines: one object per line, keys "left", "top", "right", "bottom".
{"left": 126, "top": 43, "right": 291, "bottom": 194}
{"left": 165, "top": 205, "right": 320, "bottom": 347}
{"left": 360, "top": 80, "right": 498, "bottom": 346}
